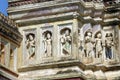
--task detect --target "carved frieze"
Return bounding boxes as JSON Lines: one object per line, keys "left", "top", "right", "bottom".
{"left": 20, "top": 22, "right": 120, "bottom": 66}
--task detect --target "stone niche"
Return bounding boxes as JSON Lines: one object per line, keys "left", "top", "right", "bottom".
{"left": 58, "top": 24, "right": 72, "bottom": 59}
{"left": 41, "top": 26, "right": 53, "bottom": 60}
{"left": 23, "top": 29, "right": 37, "bottom": 65}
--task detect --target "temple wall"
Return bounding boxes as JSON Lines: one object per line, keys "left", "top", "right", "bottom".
{"left": 6, "top": 0, "right": 120, "bottom": 80}
{"left": 17, "top": 18, "right": 120, "bottom": 80}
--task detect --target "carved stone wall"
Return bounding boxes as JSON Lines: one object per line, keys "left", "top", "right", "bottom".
{"left": 21, "top": 23, "right": 74, "bottom": 65}
{"left": 18, "top": 18, "right": 120, "bottom": 80}
{"left": 79, "top": 24, "right": 120, "bottom": 64}
{"left": 7, "top": 0, "right": 120, "bottom": 80}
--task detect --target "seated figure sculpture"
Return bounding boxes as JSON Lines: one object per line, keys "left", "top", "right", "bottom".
{"left": 25, "top": 33, "right": 35, "bottom": 59}
{"left": 60, "top": 29, "right": 72, "bottom": 56}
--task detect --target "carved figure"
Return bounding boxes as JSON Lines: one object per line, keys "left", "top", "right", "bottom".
{"left": 84, "top": 32, "right": 94, "bottom": 57}
{"left": 105, "top": 33, "right": 114, "bottom": 59}
{"left": 43, "top": 32, "right": 52, "bottom": 57}
{"left": 95, "top": 32, "right": 103, "bottom": 58}
{"left": 60, "top": 29, "right": 71, "bottom": 55}
{"left": 25, "top": 33, "right": 35, "bottom": 59}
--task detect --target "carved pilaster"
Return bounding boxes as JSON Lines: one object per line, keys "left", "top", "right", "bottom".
{"left": 53, "top": 24, "right": 59, "bottom": 61}
{"left": 5, "top": 43, "right": 10, "bottom": 67}
{"left": 72, "top": 12, "right": 79, "bottom": 59}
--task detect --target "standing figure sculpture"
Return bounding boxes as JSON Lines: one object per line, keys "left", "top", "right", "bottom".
{"left": 105, "top": 33, "right": 114, "bottom": 59}
{"left": 43, "top": 32, "right": 52, "bottom": 57}
{"left": 84, "top": 31, "right": 94, "bottom": 57}
{"left": 25, "top": 33, "right": 35, "bottom": 59}
{"left": 60, "top": 29, "right": 72, "bottom": 55}
{"left": 95, "top": 32, "right": 103, "bottom": 58}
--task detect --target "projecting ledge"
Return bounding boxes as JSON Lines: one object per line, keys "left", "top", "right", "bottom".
{"left": 18, "top": 60, "right": 81, "bottom": 72}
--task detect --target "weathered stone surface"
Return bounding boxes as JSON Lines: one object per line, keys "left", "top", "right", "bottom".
{"left": 0, "top": 0, "right": 119, "bottom": 80}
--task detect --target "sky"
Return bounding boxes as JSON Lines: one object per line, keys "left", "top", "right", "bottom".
{"left": 0, "top": 0, "right": 8, "bottom": 16}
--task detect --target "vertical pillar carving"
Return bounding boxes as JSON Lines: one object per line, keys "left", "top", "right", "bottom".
{"left": 53, "top": 24, "right": 59, "bottom": 61}
{"left": 14, "top": 47, "right": 17, "bottom": 71}
{"left": 5, "top": 42, "right": 10, "bottom": 67}
{"left": 113, "top": 26, "right": 120, "bottom": 63}
{"left": 101, "top": 29, "right": 106, "bottom": 63}
{"left": 9, "top": 46, "right": 17, "bottom": 71}
{"left": 72, "top": 12, "right": 79, "bottom": 59}
{"left": 38, "top": 27, "right": 42, "bottom": 63}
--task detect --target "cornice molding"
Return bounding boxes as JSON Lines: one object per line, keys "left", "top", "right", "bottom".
{"left": 0, "top": 13, "right": 22, "bottom": 46}
{"left": 0, "top": 64, "right": 18, "bottom": 79}
{"left": 9, "top": 0, "right": 54, "bottom": 7}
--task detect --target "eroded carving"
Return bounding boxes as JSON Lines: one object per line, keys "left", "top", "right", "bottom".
{"left": 43, "top": 31, "right": 52, "bottom": 57}
{"left": 25, "top": 33, "right": 35, "bottom": 59}
{"left": 94, "top": 32, "right": 103, "bottom": 58}
{"left": 105, "top": 33, "right": 114, "bottom": 59}
{"left": 84, "top": 31, "right": 94, "bottom": 57}
{"left": 60, "top": 28, "right": 72, "bottom": 56}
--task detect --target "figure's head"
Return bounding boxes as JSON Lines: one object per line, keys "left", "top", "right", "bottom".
{"left": 97, "top": 32, "right": 102, "bottom": 38}
{"left": 65, "top": 29, "right": 70, "bottom": 36}
{"left": 46, "top": 32, "right": 51, "bottom": 39}
{"left": 44, "top": 31, "right": 52, "bottom": 39}
{"left": 29, "top": 35, "right": 33, "bottom": 40}
{"left": 26, "top": 33, "right": 35, "bottom": 41}
{"left": 87, "top": 32, "right": 92, "bottom": 37}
